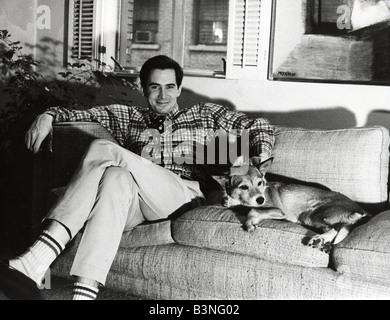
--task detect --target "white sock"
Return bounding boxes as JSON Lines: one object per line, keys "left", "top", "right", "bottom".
{"left": 72, "top": 282, "right": 99, "bottom": 300}
{"left": 9, "top": 230, "right": 65, "bottom": 285}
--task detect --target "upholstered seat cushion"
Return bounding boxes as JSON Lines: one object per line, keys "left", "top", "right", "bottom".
{"left": 270, "top": 126, "right": 389, "bottom": 208}
{"left": 332, "top": 210, "right": 390, "bottom": 284}
{"left": 172, "top": 206, "right": 329, "bottom": 268}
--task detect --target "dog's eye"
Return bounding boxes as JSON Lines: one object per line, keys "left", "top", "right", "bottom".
{"left": 258, "top": 181, "right": 263, "bottom": 186}
{"left": 239, "top": 185, "right": 249, "bottom": 190}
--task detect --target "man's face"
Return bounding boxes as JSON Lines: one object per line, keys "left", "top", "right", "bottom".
{"left": 144, "top": 68, "right": 182, "bottom": 115}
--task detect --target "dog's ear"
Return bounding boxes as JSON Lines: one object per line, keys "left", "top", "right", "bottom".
{"left": 249, "top": 156, "right": 262, "bottom": 167}
{"left": 232, "top": 155, "right": 247, "bottom": 167}
{"left": 230, "top": 155, "right": 249, "bottom": 176}
{"left": 251, "top": 157, "right": 274, "bottom": 175}
{"left": 259, "top": 157, "right": 274, "bottom": 174}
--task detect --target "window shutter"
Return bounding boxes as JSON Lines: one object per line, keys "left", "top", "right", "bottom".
{"left": 71, "top": 0, "right": 95, "bottom": 60}
{"left": 226, "top": 0, "right": 262, "bottom": 79}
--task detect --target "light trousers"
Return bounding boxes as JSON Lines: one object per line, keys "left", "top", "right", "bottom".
{"left": 45, "top": 139, "right": 204, "bottom": 285}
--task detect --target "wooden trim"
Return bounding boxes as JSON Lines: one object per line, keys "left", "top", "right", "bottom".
{"left": 172, "top": 0, "right": 186, "bottom": 65}
{"left": 119, "top": 0, "right": 133, "bottom": 66}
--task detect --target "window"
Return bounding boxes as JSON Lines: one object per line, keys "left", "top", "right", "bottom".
{"left": 310, "top": 0, "right": 390, "bottom": 34}
{"left": 195, "top": 0, "right": 229, "bottom": 45}
{"left": 69, "top": 0, "right": 120, "bottom": 69}
{"left": 309, "top": 0, "right": 351, "bottom": 34}
{"left": 133, "top": 0, "right": 159, "bottom": 44}
{"left": 183, "top": 0, "right": 229, "bottom": 74}
{"left": 68, "top": 0, "right": 272, "bottom": 79}
{"left": 269, "top": 0, "right": 390, "bottom": 84}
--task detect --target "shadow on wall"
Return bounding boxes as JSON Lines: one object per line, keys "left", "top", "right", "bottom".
{"left": 247, "top": 108, "right": 357, "bottom": 129}
{"left": 179, "top": 88, "right": 237, "bottom": 111}
{"left": 180, "top": 88, "right": 357, "bottom": 129}
{"left": 24, "top": 37, "right": 65, "bottom": 79}
{"left": 367, "top": 110, "right": 390, "bottom": 133}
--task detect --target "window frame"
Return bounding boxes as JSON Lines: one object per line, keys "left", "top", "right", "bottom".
{"left": 67, "top": 0, "right": 274, "bottom": 80}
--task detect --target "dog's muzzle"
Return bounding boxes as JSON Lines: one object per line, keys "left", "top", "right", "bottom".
{"left": 256, "top": 197, "right": 265, "bottom": 205}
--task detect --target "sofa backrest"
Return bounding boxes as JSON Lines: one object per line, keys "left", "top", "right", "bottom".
{"left": 268, "top": 126, "right": 389, "bottom": 212}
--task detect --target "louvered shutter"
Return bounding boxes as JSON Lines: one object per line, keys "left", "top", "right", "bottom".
{"left": 71, "top": 0, "right": 95, "bottom": 60}
{"left": 226, "top": 0, "right": 263, "bottom": 79}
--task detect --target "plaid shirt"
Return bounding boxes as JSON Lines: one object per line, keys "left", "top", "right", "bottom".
{"left": 46, "top": 103, "right": 275, "bottom": 191}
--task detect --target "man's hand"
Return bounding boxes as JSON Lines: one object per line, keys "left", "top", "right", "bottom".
{"left": 25, "top": 113, "right": 54, "bottom": 153}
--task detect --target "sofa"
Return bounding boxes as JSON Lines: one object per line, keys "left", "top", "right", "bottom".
{"left": 32, "top": 121, "right": 390, "bottom": 300}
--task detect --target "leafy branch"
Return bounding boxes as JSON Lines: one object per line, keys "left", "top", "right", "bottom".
{"left": 0, "top": 29, "right": 139, "bottom": 157}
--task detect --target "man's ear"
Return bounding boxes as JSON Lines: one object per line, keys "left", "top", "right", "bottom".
{"left": 177, "top": 85, "right": 182, "bottom": 97}
{"left": 141, "top": 84, "right": 147, "bottom": 97}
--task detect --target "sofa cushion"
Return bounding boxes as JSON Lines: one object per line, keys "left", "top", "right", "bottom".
{"left": 270, "top": 126, "right": 389, "bottom": 207}
{"left": 172, "top": 206, "right": 329, "bottom": 268}
{"left": 119, "top": 220, "right": 174, "bottom": 248}
{"left": 332, "top": 210, "right": 390, "bottom": 284}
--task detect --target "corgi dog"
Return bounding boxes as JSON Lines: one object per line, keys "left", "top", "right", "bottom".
{"left": 224, "top": 156, "right": 369, "bottom": 252}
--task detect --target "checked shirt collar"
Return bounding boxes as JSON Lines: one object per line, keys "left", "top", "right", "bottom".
{"left": 148, "top": 103, "right": 180, "bottom": 132}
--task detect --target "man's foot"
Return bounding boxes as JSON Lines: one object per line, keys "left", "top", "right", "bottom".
{"left": 0, "top": 260, "right": 43, "bottom": 300}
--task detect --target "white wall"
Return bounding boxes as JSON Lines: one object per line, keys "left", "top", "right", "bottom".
{"left": 183, "top": 76, "right": 390, "bottom": 127}
{"left": 0, "top": 0, "right": 37, "bottom": 57}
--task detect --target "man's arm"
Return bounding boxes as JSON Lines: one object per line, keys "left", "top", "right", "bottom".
{"left": 25, "top": 113, "right": 55, "bottom": 154}
{"left": 202, "top": 103, "right": 275, "bottom": 161}
{"left": 25, "top": 104, "right": 134, "bottom": 153}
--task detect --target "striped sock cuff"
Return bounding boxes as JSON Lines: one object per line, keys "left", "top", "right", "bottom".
{"left": 39, "top": 230, "right": 65, "bottom": 257}
{"left": 72, "top": 282, "right": 99, "bottom": 300}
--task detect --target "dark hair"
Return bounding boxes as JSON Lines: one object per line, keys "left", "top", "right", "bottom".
{"left": 139, "top": 55, "right": 184, "bottom": 92}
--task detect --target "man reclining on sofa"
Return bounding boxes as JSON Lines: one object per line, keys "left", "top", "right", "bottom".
{"left": 0, "top": 55, "right": 275, "bottom": 300}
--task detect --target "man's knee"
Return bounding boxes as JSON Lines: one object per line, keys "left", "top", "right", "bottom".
{"left": 102, "top": 167, "right": 133, "bottom": 188}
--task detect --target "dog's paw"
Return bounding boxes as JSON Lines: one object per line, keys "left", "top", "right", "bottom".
{"left": 245, "top": 224, "right": 256, "bottom": 233}
{"left": 222, "top": 195, "right": 241, "bottom": 208}
{"left": 321, "top": 242, "right": 333, "bottom": 254}
{"left": 307, "top": 235, "right": 332, "bottom": 253}
{"left": 245, "top": 218, "right": 258, "bottom": 233}
{"left": 221, "top": 195, "right": 229, "bottom": 207}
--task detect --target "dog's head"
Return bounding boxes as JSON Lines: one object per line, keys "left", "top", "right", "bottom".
{"left": 226, "top": 156, "right": 273, "bottom": 207}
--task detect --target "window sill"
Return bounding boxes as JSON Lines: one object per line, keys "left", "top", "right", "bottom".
{"left": 188, "top": 45, "right": 227, "bottom": 53}
{"left": 102, "top": 71, "right": 139, "bottom": 78}
{"left": 132, "top": 44, "right": 161, "bottom": 50}
{"left": 184, "top": 69, "right": 226, "bottom": 79}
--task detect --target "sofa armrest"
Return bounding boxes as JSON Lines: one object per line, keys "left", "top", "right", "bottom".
{"left": 32, "top": 122, "right": 117, "bottom": 224}
{"left": 50, "top": 122, "right": 117, "bottom": 186}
